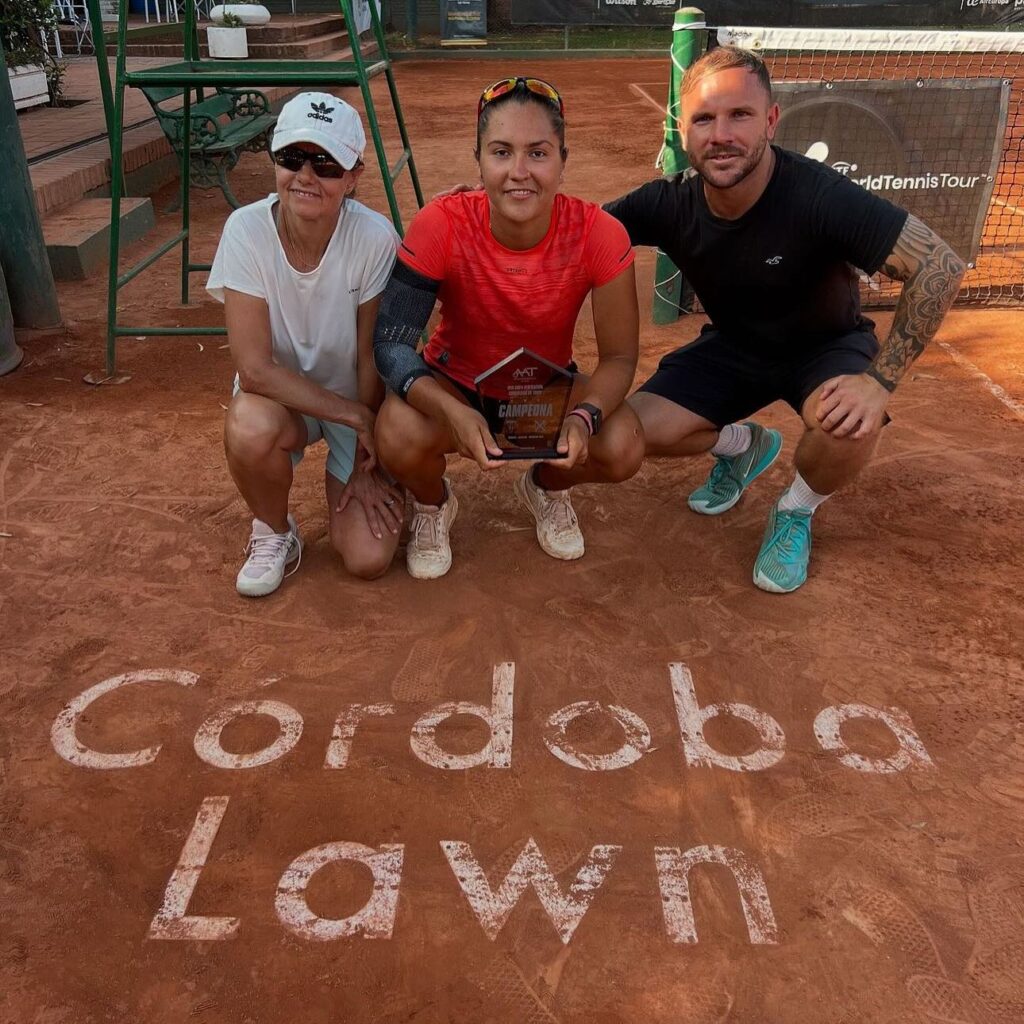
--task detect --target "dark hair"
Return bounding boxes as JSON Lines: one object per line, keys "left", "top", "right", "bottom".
{"left": 681, "top": 45, "right": 773, "bottom": 101}
{"left": 475, "top": 86, "right": 567, "bottom": 160}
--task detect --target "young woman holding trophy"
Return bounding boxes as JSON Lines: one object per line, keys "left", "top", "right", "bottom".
{"left": 373, "top": 76, "right": 643, "bottom": 580}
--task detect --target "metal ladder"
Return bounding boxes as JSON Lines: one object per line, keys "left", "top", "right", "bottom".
{"left": 85, "top": 0, "right": 424, "bottom": 375}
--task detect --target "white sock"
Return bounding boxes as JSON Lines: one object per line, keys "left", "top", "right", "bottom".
{"left": 710, "top": 423, "right": 752, "bottom": 458}
{"left": 778, "top": 471, "right": 831, "bottom": 513}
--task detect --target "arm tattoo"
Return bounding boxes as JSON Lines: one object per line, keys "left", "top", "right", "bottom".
{"left": 874, "top": 214, "right": 966, "bottom": 390}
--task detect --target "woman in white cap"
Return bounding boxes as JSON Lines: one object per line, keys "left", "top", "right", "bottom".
{"left": 208, "top": 92, "right": 402, "bottom": 596}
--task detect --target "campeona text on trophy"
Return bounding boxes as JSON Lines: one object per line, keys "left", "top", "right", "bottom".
{"left": 474, "top": 348, "right": 574, "bottom": 460}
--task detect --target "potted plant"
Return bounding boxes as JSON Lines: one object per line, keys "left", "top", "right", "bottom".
{"left": 2, "top": 0, "right": 62, "bottom": 110}
{"left": 209, "top": 1, "right": 271, "bottom": 29}
{"left": 207, "top": 11, "right": 249, "bottom": 60}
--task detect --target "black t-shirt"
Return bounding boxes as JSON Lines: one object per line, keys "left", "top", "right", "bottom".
{"left": 604, "top": 146, "right": 908, "bottom": 346}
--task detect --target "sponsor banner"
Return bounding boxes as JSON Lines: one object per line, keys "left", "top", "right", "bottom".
{"left": 510, "top": 0, "right": 1024, "bottom": 28}
{"left": 442, "top": 0, "right": 487, "bottom": 42}
{"left": 772, "top": 79, "right": 1007, "bottom": 261}
{"left": 511, "top": 0, "right": 688, "bottom": 26}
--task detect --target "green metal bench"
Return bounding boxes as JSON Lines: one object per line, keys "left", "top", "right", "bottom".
{"left": 141, "top": 85, "right": 277, "bottom": 209}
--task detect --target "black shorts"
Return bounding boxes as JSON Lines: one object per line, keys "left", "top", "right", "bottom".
{"left": 638, "top": 324, "right": 881, "bottom": 428}
{"left": 432, "top": 362, "right": 579, "bottom": 437}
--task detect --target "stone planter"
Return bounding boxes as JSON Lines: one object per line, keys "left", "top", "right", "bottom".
{"left": 207, "top": 26, "right": 249, "bottom": 59}
{"left": 210, "top": 4, "right": 271, "bottom": 26}
{"left": 8, "top": 65, "right": 49, "bottom": 111}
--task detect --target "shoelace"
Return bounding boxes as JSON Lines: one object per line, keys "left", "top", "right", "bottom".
{"left": 768, "top": 511, "right": 810, "bottom": 564}
{"left": 545, "top": 490, "right": 579, "bottom": 538}
{"left": 244, "top": 530, "right": 301, "bottom": 577}
{"left": 706, "top": 457, "right": 739, "bottom": 491}
{"left": 412, "top": 507, "right": 444, "bottom": 550}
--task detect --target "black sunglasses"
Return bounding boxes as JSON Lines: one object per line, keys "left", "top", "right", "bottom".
{"left": 271, "top": 146, "right": 355, "bottom": 179}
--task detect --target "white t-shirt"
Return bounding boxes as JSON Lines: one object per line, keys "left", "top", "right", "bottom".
{"left": 207, "top": 195, "right": 399, "bottom": 399}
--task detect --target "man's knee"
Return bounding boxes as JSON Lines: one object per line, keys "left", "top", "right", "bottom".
{"left": 225, "top": 393, "right": 292, "bottom": 461}
{"left": 801, "top": 419, "right": 881, "bottom": 473}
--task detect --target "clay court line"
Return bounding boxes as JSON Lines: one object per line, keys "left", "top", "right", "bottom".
{"left": 992, "top": 197, "right": 1024, "bottom": 219}
{"left": 13, "top": 496, "right": 189, "bottom": 524}
{"left": 127, "top": 493, "right": 227, "bottom": 501}
{"left": 939, "top": 342, "right": 1024, "bottom": 419}
{"left": 629, "top": 83, "right": 667, "bottom": 117}
{"left": 871, "top": 444, "right": 965, "bottom": 468}
{"left": 205, "top": 606, "right": 347, "bottom": 636}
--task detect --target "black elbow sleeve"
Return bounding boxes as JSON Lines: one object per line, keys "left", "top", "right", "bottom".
{"left": 373, "top": 262, "right": 441, "bottom": 397}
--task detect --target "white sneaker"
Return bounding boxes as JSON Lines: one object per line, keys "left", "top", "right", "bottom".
{"left": 236, "top": 515, "right": 301, "bottom": 597}
{"left": 514, "top": 467, "right": 585, "bottom": 561}
{"left": 407, "top": 479, "right": 459, "bottom": 580}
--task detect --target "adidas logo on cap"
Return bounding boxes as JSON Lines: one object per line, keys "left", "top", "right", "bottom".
{"left": 308, "top": 101, "right": 334, "bottom": 123}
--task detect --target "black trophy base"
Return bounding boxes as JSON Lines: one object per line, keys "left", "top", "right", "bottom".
{"left": 497, "top": 448, "right": 568, "bottom": 461}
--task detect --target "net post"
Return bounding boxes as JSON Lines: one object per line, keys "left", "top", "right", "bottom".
{"left": 652, "top": 7, "right": 705, "bottom": 325}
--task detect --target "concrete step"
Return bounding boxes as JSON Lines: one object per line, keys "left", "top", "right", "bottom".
{"left": 259, "top": 30, "right": 351, "bottom": 58}
{"left": 55, "top": 14, "right": 352, "bottom": 51}
{"left": 99, "top": 14, "right": 351, "bottom": 54}
{"left": 113, "top": 30, "right": 350, "bottom": 58}
{"left": 250, "top": 16, "right": 346, "bottom": 41}
{"left": 43, "top": 197, "right": 155, "bottom": 281}
{"left": 29, "top": 81, "right": 304, "bottom": 220}
{"left": 55, "top": 26, "right": 98, "bottom": 49}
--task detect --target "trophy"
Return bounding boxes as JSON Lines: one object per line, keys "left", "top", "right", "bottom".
{"left": 474, "top": 348, "right": 574, "bottom": 460}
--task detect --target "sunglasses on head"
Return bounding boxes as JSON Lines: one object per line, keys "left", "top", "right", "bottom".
{"left": 477, "top": 77, "right": 564, "bottom": 119}
{"left": 271, "top": 146, "right": 355, "bottom": 178}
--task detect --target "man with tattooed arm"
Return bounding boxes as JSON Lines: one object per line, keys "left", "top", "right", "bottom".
{"left": 606, "top": 45, "right": 965, "bottom": 593}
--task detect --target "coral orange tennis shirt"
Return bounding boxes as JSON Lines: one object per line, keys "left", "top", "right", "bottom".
{"left": 397, "top": 191, "right": 634, "bottom": 395}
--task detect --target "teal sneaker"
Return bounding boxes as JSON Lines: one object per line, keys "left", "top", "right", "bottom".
{"left": 753, "top": 503, "right": 813, "bottom": 593}
{"left": 688, "top": 422, "right": 783, "bottom": 516}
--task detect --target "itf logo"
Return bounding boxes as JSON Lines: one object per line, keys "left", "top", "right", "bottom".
{"left": 805, "top": 141, "right": 857, "bottom": 176}
{"left": 308, "top": 101, "right": 334, "bottom": 123}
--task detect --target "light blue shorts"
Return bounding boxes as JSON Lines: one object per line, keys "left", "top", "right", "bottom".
{"left": 232, "top": 379, "right": 356, "bottom": 484}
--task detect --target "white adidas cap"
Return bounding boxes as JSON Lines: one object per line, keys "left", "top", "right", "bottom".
{"left": 271, "top": 92, "right": 366, "bottom": 170}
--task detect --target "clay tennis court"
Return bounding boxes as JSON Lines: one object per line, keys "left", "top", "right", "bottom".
{"left": 3, "top": 57, "right": 1024, "bottom": 1023}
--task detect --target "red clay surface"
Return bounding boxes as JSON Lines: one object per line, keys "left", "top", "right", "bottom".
{"left": 3, "top": 59, "right": 1024, "bottom": 1024}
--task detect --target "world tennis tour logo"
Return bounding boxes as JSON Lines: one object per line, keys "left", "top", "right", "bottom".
{"left": 805, "top": 141, "right": 857, "bottom": 175}
{"left": 308, "top": 101, "right": 334, "bottom": 123}
{"left": 804, "top": 140, "right": 982, "bottom": 191}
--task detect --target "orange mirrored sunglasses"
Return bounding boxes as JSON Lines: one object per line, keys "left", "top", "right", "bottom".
{"left": 477, "top": 77, "right": 565, "bottom": 119}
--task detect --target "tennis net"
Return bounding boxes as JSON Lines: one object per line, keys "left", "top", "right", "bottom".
{"left": 715, "top": 27, "right": 1024, "bottom": 308}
